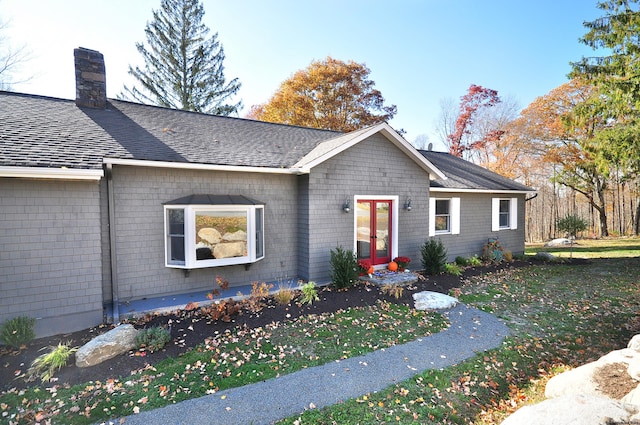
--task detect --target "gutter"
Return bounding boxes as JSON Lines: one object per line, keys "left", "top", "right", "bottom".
{"left": 105, "top": 164, "right": 120, "bottom": 324}
{"left": 0, "top": 166, "right": 103, "bottom": 180}
{"left": 103, "top": 158, "right": 308, "bottom": 175}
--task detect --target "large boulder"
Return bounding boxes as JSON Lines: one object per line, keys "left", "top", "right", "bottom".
{"left": 545, "top": 347, "right": 640, "bottom": 399}
{"left": 544, "top": 238, "right": 573, "bottom": 247}
{"left": 213, "top": 241, "right": 246, "bottom": 259}
{"left": 500, "top": 394, "right": 639, "bottom": 425}
{"left": 413, "top": 291, "right": 458, "bottom": 310}
{"left": 222, "top": 230, "right": 247, "bottom": 242}
{"left": 198, "top": 227, "right": 222, "bottom": 244}
{"left": 75, "top": 324, "right": 139, "bottom": 368}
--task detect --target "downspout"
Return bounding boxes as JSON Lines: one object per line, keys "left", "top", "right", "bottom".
{"left": 525, "top": 193, "right": 538, "bottom": 202}
{"left": 105, "top": 164, "right": 120, "bottom": 324}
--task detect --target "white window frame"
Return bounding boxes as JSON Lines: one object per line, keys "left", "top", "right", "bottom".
{"left": 164, "top": 204, "right": 265, "bottom": 269}
{"left": 491, "top": 197, "right": 518, "bottom": 231}
{"left": 429, "top": 197, "right": 460, "bottom": 236}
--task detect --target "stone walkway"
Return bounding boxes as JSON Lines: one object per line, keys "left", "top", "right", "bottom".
{"left": 119, "top": 303, "right": 510, "bottom": 425}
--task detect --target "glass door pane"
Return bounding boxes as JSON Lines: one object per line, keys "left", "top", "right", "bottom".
{"left": 356, "top": 201, "right": 371, "bottom": 260}
{"left": 375, "top": 201, "right": 391, "bottom": 263}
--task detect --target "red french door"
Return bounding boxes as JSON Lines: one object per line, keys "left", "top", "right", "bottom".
{"left": 356, "top": 200, "right": 392, "bottom": 265}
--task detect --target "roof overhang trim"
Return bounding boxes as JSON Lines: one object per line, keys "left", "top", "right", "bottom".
{"left": 0, "top": 166, "right": 103, "bottom": 180}
{"left": 292, "top": 123, "right": 447, "bottom": 180}
{"left": 103, "top": 158, "right": 307, "bottom": 175}
{"left": 430, "top": 187, "right": 536, "bottom": 194}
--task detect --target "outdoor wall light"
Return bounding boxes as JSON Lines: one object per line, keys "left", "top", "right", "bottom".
{"left": 404, "top": 198, "right": 413, "bottom": 211}
{"left": 342, "top": 199, "right": 351, "bottom": 213}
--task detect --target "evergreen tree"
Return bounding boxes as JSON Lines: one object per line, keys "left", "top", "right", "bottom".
{"left": 121, "top": 0, "right": 241, "bottom": 115}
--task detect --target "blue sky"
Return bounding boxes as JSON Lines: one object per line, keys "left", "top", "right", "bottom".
{"left": 1, "top": 1, "right": 602, "bottom": 149}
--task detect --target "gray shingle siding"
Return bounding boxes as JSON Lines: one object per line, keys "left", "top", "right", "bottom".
{"left": 430, "top": 192, "right": 527, "bottom": 260}
{"left": 304, "top": 134, "right": 431, "bottom": 282}
{"left": 107, "top": 165, "right": 300, "bottom": 300}
{"left": 0, "top": 178, "right": 104, "bottom": 336}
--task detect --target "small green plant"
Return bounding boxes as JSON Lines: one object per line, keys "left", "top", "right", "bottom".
{"left": 330, "top": 246, "right": 359, "bottom": 289}
{"left": 468, "top": 255, "right": 482, "bottom": 266}
{"left": 421, "top": 238, "right": 448, "bottom": 275}
{"left": 556, "top": 214, "right": 589, "bottom": 258}
{"left": 381, "top": 283, "right": 404, "bottom": 299}
{"left": 455, "top": 256, "right": 469, "bottom": 266}
{"left": 135, "top": 326, "right": 171, "bottom": 352}
{"left": 0, "top": 316, "right": 36, "bottom": 348}
{"left": 300, "top": 282, "right": 319, "bottom": 305}
{"left": 444, "top": 262, "right": 462, "bottom": 276}
{"left": 273, "top": 283, "right": 295, "bottom": 305}
{"left": 27, "top": 341, "right": 77, "bottom": 382}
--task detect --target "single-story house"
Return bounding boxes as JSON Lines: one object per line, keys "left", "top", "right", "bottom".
{"left": 0, "top": 48, "right": 534, "bottom": 337}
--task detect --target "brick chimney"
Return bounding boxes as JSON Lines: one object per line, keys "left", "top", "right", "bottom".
{"left": 74, "top": 47, "right": 107, "bottom": 108}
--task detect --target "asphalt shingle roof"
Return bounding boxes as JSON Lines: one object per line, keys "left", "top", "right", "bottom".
{"left": 419, "top": 150, "right": 534, "bottom": 192}
{"left": 0, "top": 92, "right": 339, "bottom": 170}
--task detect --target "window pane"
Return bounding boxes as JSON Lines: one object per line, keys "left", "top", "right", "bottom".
{"left": 499, "top": 200, "right": 510, "bottom": 227}
{"left": 195, "top": 210, "right": 248, "bottom": 260}
{"left": 435, "top": 199, "right": 450, "bottom": 215}
{"left": 255, "top": 208, "right": 264, "bottom": 259}
{"left": 435, "top": 215, "right": 449, "bottom": 232}
{"left": 499, "top": 199, "right": 510, "bottom": 213}
{"left": 167, "top": 209, "right": 185, "bottom": 264}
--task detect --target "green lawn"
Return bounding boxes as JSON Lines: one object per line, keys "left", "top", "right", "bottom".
{"left": 3, "top": 238, "right": 639, "bottom": 424}
{"left": 525, "top": 236, "right": 640, "bottom": 258}
{"left": 277, "top": 239, "right": 640, "bottom": 424}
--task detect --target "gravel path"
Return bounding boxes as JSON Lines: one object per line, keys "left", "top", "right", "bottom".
{"left": 117, "top": 303, "right": 509, "bottom": 425}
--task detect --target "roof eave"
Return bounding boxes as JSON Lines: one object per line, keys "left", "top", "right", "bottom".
{"left": 430, "top": 187, "right": 536, "bottom": 194}
{"left": 103, "top": 158, "right": 309, "bottom": 175}
{"left": 293, "top": 123, "right": 448, "bottom": 180}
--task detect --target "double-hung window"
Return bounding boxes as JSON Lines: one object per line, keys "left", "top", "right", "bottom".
{"left": 492, "top": 198, "right": 518, "bottom": 231}
{"left": 429, "top": 197, "right": 460, "bottom": 236}
{"left": 164, "top": 195, "right": 265, "bottom": 269}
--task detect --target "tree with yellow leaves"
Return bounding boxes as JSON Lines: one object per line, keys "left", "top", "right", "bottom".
{"left": 248, "top": 57, "right": 396, "bottom": 132}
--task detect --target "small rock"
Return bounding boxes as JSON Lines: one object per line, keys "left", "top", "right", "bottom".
{"left": 413, "top": 291, "right": 457, "bottom": 310}
{"left": 534, "top": 251, "right": 558, "bottom": 262}
{"left": 75, "top": 324, "right": 139, "bottom": 368}
{"left": 544, "top": 238, "right": 573, "bottom": 247}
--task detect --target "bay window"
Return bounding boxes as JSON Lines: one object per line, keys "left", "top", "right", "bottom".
{"left": 164, "top": 195, "right": 264, "bottom": 269}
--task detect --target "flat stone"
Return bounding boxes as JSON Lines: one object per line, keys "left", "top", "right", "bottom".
{"left": 413, "top": 291, "right": 458, "bottom": 310}
{"left": 75, "top": 324, "right": 139, "bottom": 368}
{"left": 544, "top": 238, "right": 574, "bottom": 247}
{"left": 359, "top": 271, "right": 418, "bottom": 286}
{"left": 535, "top": 251, "right": 558, "bottom": 262}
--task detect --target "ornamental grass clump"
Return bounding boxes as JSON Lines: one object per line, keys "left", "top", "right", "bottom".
{"left": 421, "top": 238, "right": 448, "bottom": 275}
{"left": 0, "top": 315, "right": 36, "bottom": 349}
{"left": 330, "top": 246, "right": 359, "bottom": 289}
{"left": 27, "top": 341, "right": 77, "bottom": 382}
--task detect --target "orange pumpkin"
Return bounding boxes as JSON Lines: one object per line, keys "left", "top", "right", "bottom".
{"left": 367, "top": 266, "right": 375, "bottom": 275}
{"left": 388, "top": 261, "right": 398, "bottom": 272}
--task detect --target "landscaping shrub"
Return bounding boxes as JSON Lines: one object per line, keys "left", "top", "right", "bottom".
{"left": 135, "top": 326, "right": 171, "bottom": 352}
{"left": 468, "top": 255, "right": 482, "bottom": 266}
{"left": 483, "top": 238, "right": 504, "bottom": 263}
{"left": 330, "top": 246, "right": 359, "bottom": 289}
{"left": 243, "top": 281, "right": 274, "bottom": 312}
{"left": 0, "top": 316, "right": 36, "bottom": 348}
{"left": 300, "top": 281, "right": 319, "bottom": 305}
{"left": 444, "top": 262, "right": 462, "bottom": 276}
{"left": 421, "top": 239, "right": 447, "bottom": 275}
{"left": 455, "top": 256, "right": 469, "bottom": 266}
{"left": 27, "top": 341, "right": 77, "bottom": 382}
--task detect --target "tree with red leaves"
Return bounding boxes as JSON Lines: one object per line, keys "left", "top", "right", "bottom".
{"left": 447, "top": 84, "right": 502, "bottom": 157}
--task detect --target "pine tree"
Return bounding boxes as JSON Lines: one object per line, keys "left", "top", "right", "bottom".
{"left": 121, "top": 0, "right": 241, "bottom": 115}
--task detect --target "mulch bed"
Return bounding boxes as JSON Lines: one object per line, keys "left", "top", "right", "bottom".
{"left": 1, "top": 261, "right": 535, "bottom": 392}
